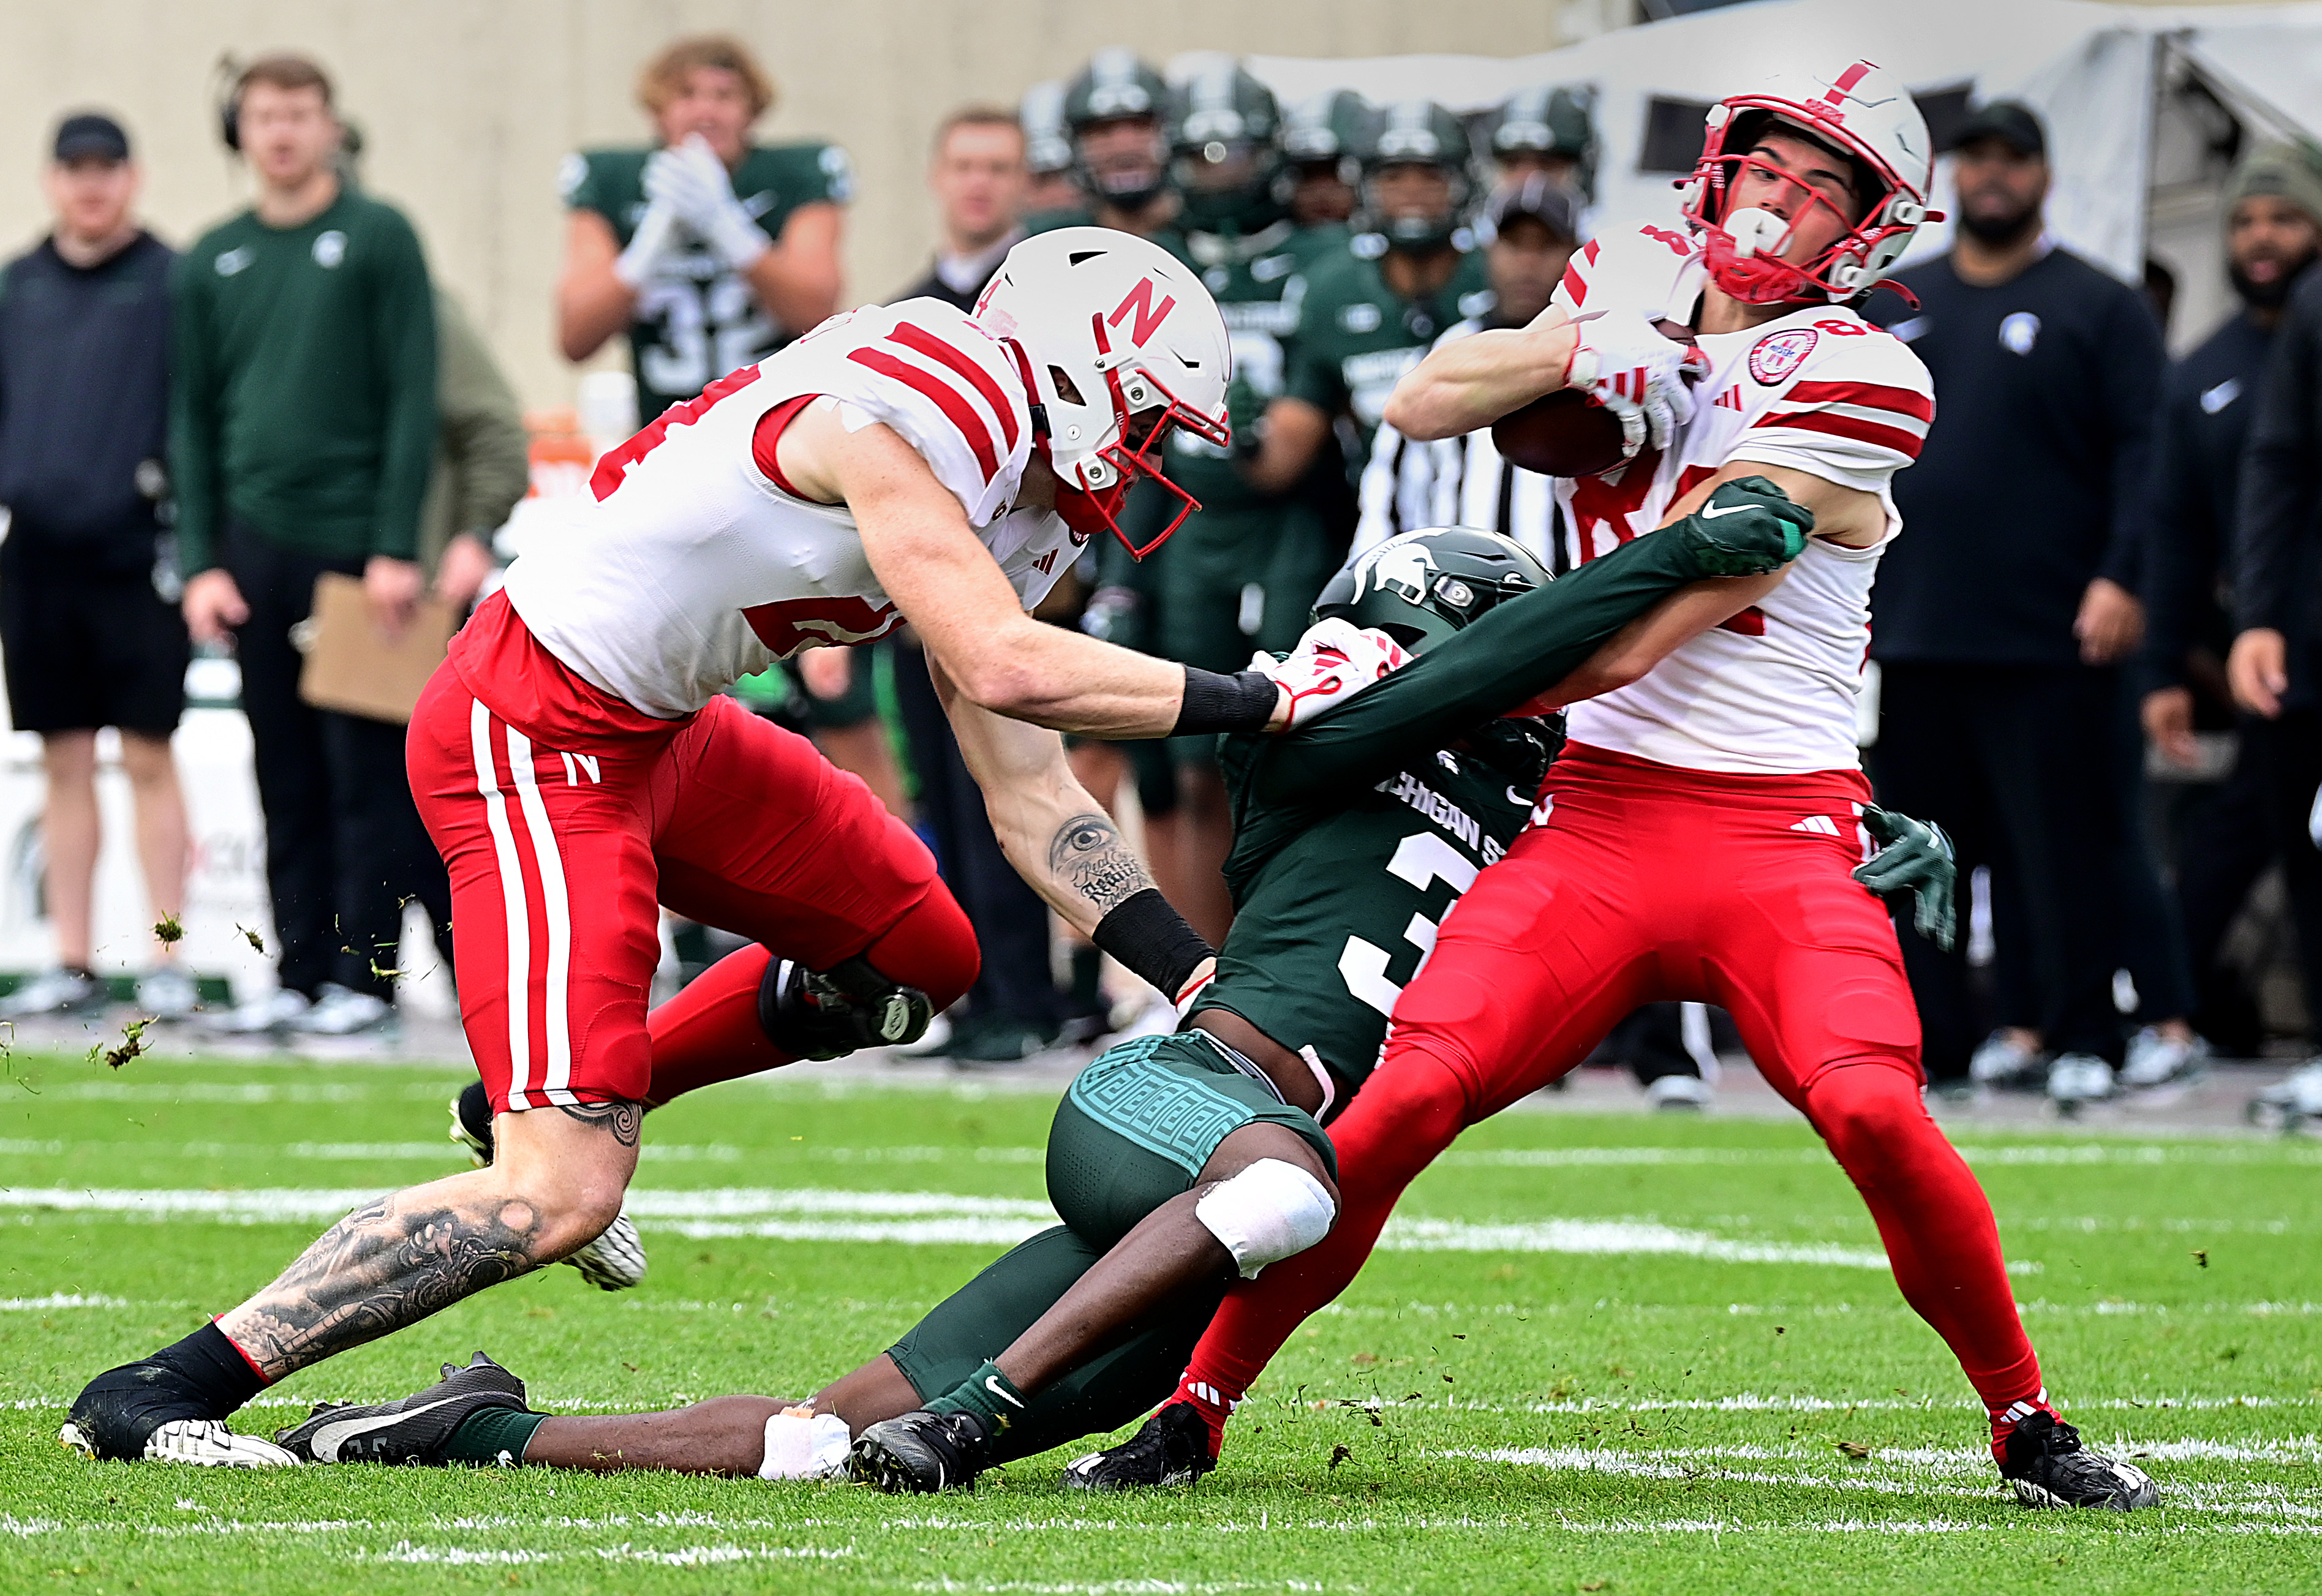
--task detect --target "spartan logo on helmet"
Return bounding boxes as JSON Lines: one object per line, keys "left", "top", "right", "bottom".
{"left": 1355, "top": 539, "right": 1437, "bottom": 607}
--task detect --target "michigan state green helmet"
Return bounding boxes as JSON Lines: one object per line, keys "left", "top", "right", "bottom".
{"left": 1358, "top": 100, "right": 1474, "bottom": 252}
{"left": 1283, "top": 89, "right": 1370, "bottom": 172}
{"left": 1064, "top": 49, "right": 1172, "bottom": 211}
{"left": 1314, "top": 527, "right": 1550, "bottom": 653}
{"left": 1169, "top": 57, "right": 1285, "bottom": 237}
{"left": 1491, "top": 85, "right": 1597, "bottom": 200}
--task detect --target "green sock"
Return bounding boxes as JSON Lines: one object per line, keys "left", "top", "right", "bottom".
{"left": 442, "top": 1406, "right": 548, "bottom": 1466}
{"left": 925, "top": 1359, "right": 1027, "bottom": 1433}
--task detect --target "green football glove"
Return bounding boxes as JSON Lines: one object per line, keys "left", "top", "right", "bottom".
{"left": 1853, "top": 804, "right": 1956, "bottom": 952}
{"left": 1676, "top": 475, "right": 1814, "bottom": 578}
{"left": 1225, "top": 375, "right": 1268, "bottom": 463}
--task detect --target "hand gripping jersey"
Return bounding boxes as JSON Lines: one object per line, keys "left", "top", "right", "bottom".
{"left": 501, "top": 299, "right": 1074, "bottom": 718}
{"left": 1550, "top": 225, "right": 1935, "bottom": 774}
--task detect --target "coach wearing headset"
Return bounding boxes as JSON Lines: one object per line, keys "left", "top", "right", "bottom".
{"left": 172, "top": 53, "right": 438, "bottom": 1038}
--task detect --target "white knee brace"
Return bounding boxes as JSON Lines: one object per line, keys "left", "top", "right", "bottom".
{"left": 1194, "top": 1157, "right": 1336, "bottom": 1279}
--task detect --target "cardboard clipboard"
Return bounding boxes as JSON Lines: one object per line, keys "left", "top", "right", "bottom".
{"left": 295, "top": 572, "right": 457, "bottom": 726}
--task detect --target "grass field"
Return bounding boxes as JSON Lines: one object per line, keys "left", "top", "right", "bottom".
{"left": 2, "top": 1048, "right": 2318, "bottom": 1594}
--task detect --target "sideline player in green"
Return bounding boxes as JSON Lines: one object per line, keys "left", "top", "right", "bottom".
{"left": 1027, "top": 50, "right": 1180, "bottom": 243}
{"left": 554, "top": 34, "right": 850, "bottom": 427}
{"left": 1241, "top": 101, "right": 1494, "bottom": 503}
{"left": 1157, "top": 61, "right": 1365, "bottom": 943}
{"left": 276, "top": 485, "right": 1948, "bottom": 1487}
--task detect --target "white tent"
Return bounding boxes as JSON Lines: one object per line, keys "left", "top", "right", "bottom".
{"left": 1229, "top": 0, "right": 2322, "bottom": 350}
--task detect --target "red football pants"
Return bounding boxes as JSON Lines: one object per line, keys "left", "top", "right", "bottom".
{"left": 1183, "top": 743, "right": 2041, "bottom": 1420}
{"left": 407, "top": 601, "right": 976, "bottom": 1113}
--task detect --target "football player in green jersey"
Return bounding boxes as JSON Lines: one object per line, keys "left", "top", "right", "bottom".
{"left": 1489, "top": 84, "right": 1597, "bottom": 200}
{"left": 286, "top": 484, "right": 1943, "bottom": 1488}
{"left": 1155, "top": 60, "right": 1365, "bottom": 943}
{"left": 1243, "top": 101, "right": 1495, "bottom": 500}
{"left": 555, "top": 35, "right": 851, "bottom": 424}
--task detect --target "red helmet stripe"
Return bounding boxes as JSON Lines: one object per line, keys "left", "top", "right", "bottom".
{"left": 848, "top": 347, "right": 1000, "bottom": 482}
{"left": 888, "top": 323, "right": 1020, "bottom": 453}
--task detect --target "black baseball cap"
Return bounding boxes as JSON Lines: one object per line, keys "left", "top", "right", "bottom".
{"left": 1485, "top": 172, "right": 1580, "bottom": 242}
{"left": 53, "top": 113, "right": 130, "bottom": 165}
{"left": 1945, "top": 100, "right": 2044, "bottom": 159}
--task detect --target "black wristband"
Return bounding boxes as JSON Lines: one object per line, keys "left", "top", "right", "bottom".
{"left": 1174, "top": 667, "right": 1278, "bottom": 736}
{"left": 1091, "top": 888, "right": 1214, "bottom": 998}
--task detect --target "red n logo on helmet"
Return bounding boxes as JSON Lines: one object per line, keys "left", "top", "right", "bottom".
{"left": 1107, "top": 277, "right": 1177, "bottom": 345}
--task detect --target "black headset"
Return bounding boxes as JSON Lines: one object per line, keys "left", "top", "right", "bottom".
{"left": 214, "top": 54, "right": 245, "bottom": 152}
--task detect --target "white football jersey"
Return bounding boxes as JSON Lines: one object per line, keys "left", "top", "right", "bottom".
{"left": 1548, "top": 225, "right": 1934, "bottom": 775}
{"left": 501, "top": 299, "right": 1075, "bottom": 718}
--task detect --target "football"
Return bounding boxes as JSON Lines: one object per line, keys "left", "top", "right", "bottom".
{"left": 1491, "top": 320, "right": 1699, "bottom": 478}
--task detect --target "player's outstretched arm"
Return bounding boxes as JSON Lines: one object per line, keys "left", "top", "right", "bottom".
{"left": 555, "top": 211, "right": 638, "bottom": 364}
{"left": 830, "top": 416, "right": 1284, "bottom": 739}
{"left": 1259, "top": 478, "right": 1810, "bottom": 805}
{"left": 933, "top": 654, "right": 1215, "bottom": 1004}
{"left": 1384, "top": 308, "right": 1576, "bottom": 442}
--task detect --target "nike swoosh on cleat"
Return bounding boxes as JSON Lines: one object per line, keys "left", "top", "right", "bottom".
{"left": 308, "top": 1396, "right": 462, "bottom": 1461}
{"left": 1698, "top": 502, "right": 1753, "bottom": 519}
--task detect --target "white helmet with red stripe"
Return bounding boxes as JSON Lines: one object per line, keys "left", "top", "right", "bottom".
{"left": 1678, "top": 59, "right": 1940, "bottom": 304}
{"left": 974, "top": 227, "right": 1231, "bottom": 555}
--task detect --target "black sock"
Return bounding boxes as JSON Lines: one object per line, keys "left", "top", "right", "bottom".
{"left": 148, "top": 1322, "right": 268, "bottom": 1415}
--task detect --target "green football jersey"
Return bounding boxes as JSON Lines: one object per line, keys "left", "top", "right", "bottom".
{"left": 1188, "top": 524, "right": 1717, "bottom": 1097}
{"left": 561, "top": 141, "right": 853, "bottom": 423}
{"left": 1284, "top": 236, "right": 1495, "bottom": 465}
{"left": 1164, "top": 219, "right": 1340, "bottom": 512}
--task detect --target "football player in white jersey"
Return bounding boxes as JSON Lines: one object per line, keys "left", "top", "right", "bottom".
{"left": 62, "top": 228, "right": 1393, "bottom": 1469}
{"left": 1082, "top": 62, "right": 2160, "bottom": 1511}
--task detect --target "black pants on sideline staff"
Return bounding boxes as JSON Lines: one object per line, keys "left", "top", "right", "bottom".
{"left": 2174, "top": 702, "right": 2322, "bottom": 1048}
{"left": 225, "top": 524, "right": 449, "bottom": 1001}
{"left": 1872, "top": 662, "right": 2131, "bottom": 1077}
{"left": 889, "top": 641, "right": 1065, "bottom": 1032}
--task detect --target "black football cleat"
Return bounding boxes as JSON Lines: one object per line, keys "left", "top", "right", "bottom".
{"left": 275, "top": 1352, "right": 532, "bottom": 1465}
{"left": 846, "top": 1407, "right": 995, "bottom": 1493}
{"left": 760, "top": 954, "right": 933, "bottom": 1060}
{"left": 1063, "top": 1401, "right": 1216, "bottom": 1491}
{"left": 448, "top": 1080, "right": 495, "bottom": 1165}
{"left": 2000, "top": 1410, "right": 2158, "bottom": 1510}
{"left": 61, "top": 1361, "right": 295, "bottom": 1467}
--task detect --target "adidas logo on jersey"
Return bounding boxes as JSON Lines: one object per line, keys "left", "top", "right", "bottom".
{"left": 1789, "top": 815, "right": 1842, "bottom": 837}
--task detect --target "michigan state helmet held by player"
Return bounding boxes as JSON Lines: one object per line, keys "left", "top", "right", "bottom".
{"left": 1678, "top": 59, "right": 1940, "bottom": 304}
{"left": 1314, "top": 526, "right": 1551, "bottom": 652}
{"left": 1168, "top": 56, "right": 1286, "bottom": 238}
{"left": 1064, "top": 49, "right": 1173, "bottom": 213}
{"left": 1357, "top": 100, "right": 1474, "bottom": 253}
{"left": 974, "top": 227, "right": 1232, "bottom": 556}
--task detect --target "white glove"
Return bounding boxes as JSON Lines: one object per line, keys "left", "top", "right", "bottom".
{"left": 1256, "top": 618, "right": 1410, "bottom": 732}
{"left": 647, "top": 135, "right": 769, "bottom": 273}
{"left": 613, "top": 198, "right": 681, "bottom": 290}
{"left": 1565, "top": 308, "right": 1707, "bottom": 459}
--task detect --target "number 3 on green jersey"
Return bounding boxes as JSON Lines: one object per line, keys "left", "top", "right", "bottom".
{"left": 1338, "top": 830, "right": 1479, "bottom": 1015}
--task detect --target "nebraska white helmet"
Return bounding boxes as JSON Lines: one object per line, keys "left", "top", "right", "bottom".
{"left": 1678, "top": 59, "right": 1940, "bottom": 304}
{"left": 974, "top": 227, "right": 1231, "bottom": 555}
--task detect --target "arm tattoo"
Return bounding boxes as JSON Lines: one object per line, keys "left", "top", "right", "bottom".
{"left": 557, "top": 1099, "right": 643, "bottom": 1147}
{"left": 1048, "top": 811, "right": 1153, "bottom": 914}
{"left": 223, "top": 1192, "right": 545, "bottom": 1379}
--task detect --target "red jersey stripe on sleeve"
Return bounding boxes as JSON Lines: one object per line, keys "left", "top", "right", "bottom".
{"left": 1779, "top": 380, "right": 1935, "bottom": 423}
{"left": 1755, "top": 407, "right": 1924, "bottom": 459}
{"left": 847, "top": 347, "right": 1000, "bottom": 482}
{"left": 888, "top": 323, "right": 1021, "bottom": 453}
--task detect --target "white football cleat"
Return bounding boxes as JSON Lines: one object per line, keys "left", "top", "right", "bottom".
{"left": 1645, "top": 1073, "right": 1714, "bottom": 1112}
{"left": 565, "top": 1211, "right": 648, "bottom": 1290}
{"left": 61, "top": 1417, "right": 298, "bottom": 1468}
